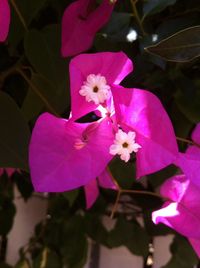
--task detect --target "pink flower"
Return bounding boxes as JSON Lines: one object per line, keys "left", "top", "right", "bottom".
{"left": 29, "top": 113, "right": 115, "bottom": 192}
{"left": 61, "top": 0, "right": 115, "bottom": 57}
{"left": 0, "top": 0, "right": 10, "bottom": 42}
{"left": 175, "top": 123, "right": 200, "bottom": 189}
{"left": 0, "top": 168, "right": 18, "bottom": 177}
{"left": 29, "top": 52, "right": 179, "bottom": 193}
{"left": 112, "top": 85, "right": 178, "bottom": 178}
{"left": 84, "top": 169, "right": 118, "bottom": 209}
{"left": 152, "top": 174, "right": 200, "bottom": 257}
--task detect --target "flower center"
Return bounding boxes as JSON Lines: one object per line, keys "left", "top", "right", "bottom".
{"left": 109, "top": 129, "right": 141, "bottom": 162}
{"left": 122, "top": 142, "right": 129, "bottom": 148}
{"left": 93, "top": 86, "right": 99, "bottom": 93}
{"left": 79, "top": 74, "right": 111, "bottom": 105}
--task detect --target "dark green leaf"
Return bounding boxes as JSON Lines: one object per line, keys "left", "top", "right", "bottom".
{"left": 0, "top": 200, "right": 16, "bottom": 235}
{"left": 107, "top": 216, "right": 149, "bottom": 257}
{"left": 0, "top": 92, "right": 30, "bottom": 170}
{"left": 33, "top": 248, "right": 62, "bottom": 268}
{"left": 24, "top": 25, "right": 69, "bottom": 89}
{"left": 62, "top": 189, "right": 79, "bottom": 207}
{"left": 162, "top": 235, "right": 198, "bottom": 268}
{"left": 61, "top": 216, "right": 88, "bottom": 268}
{"left": 8, "top": 0, "right": 47, "bottom": 50}
{"left": 15, "top": 259, "right": 30, "bottom": 268}
{"left": 143, "top": 0, "right": 177, "bottom": 17}
{"left": 13, "top": 172, "right": 33, "bottom": 201}
{"left": 145, "top": 26, "right": 200, "bottom": 62}
{"left": 85, "top": 213, "right": 109, "bottom": 245}
{"left": 24, "top": 25, "right": 70, "bottom": 114}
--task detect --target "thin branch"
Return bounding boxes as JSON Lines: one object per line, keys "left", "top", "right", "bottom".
{"left": 130, "top": 0, "right": 146, "bottom": 36}
{"left": 110, "top": 190, "right": 121, "bottom": 219}
{"left": 121, "top": 189, "right": 163, "bottom": 199}
{"left": 10, "top": 0, "right": 28, "bottom": 31}
{"left": 176, "top": 136, "right": 200, "bottom": 148}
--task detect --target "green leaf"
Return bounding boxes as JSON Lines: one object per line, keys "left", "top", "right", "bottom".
{"left": 0, "top": 262, "right": 12, "bottom": 268}
{"left": 62, "top": 189, "right": 79, "bottom": 207}
{"left": 24, "top": 25, "right": 69, "bottom": 89}
{"left": 107, "top": 216, "right": 149, "bottom": 258}
{"left": 102, "top": 12, "right": 132, "bottom": 41}
{"left": 13, "top": 172, "right": 33, "bottom": 201}
{"left": 8, "top": 0, "right": 47, "bottom": 50}
{"left": 24, "top": 25, "right": 70, "bottom": 114}
{"left": 85, "top": 213, "right": 109, "bottom": 245}
{"left": 33, "top": 248, "right": 62, "bottom": 268}
{"left": 0, "top": 92, "right": 30, "bottom": 170}
{"left": 162, "top": 235, "right": 198, "bottom": 268}
{"left": 21, "top": 88, "right": 44, "bottom": 122}
{"left": 0, "top": 200, "right": 16, "bottom": 235}
{"left": 145, "top": 26, "right": 200, "bottom": 62}
{"left": 143, "top": 0, "right": 177, "bottom": 18}
{"left": 15, "top": 259, "right": 30, "bottom": 268}
{"left": 109, "top": 157, "right": 136, "bottom": 189}
{"left": 61, "top": 216, "right": 88, "bottom": 268}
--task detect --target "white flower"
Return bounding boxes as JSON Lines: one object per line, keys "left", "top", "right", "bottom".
{"left": 79, "top": 74, "right": 111, "bottom": 105}
{"left": 109, "top": 129, "right": 141, "bottom": 162}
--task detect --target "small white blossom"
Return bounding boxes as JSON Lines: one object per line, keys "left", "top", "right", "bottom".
{"left": 109, "top": 129, "right": 141, "bottom": 162}
{"left": 79, "top": 74, "right": 111, "bottom": 105}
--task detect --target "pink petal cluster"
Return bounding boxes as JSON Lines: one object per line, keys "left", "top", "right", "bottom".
{"left": 61, "top": 0, "right": 115, "bottom": 57}
{"left": 0, "top": 0, "right": 10, "bottom": 42}
{"left": 29, "top": 51, "right": 178, "bottom": 208}
{"left": 152, "top": 174, "right": 200, "bottom": 257}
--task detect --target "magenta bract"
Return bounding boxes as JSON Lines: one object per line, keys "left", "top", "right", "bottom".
{"left": 0, "top": 0, "right": 10, "bottom": 42}
{"left": 29, "top": 113, "right": 115, "bottom": 192}
{"left": 175, "top": 123, "right": 200, "bottom": 189}
{"left": 112, "top": 85, "right": 178, "bottom": 177}
{"left": 152, "top": 174, "right": 200, "bottom": 257}
{"left": 61, "top": 0, "right": 115, "bottom": 57}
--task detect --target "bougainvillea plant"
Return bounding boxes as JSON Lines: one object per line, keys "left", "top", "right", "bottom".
{"left": 0, "top": 0, "right": 200, "bottom": 267}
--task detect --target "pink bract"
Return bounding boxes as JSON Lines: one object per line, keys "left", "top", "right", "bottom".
{"left": 84, "top": 169, "right": 118, "bottom": 209}
{"left": 61, "top": 0, "right": 115, "bottom": 57}
{"left": 69, "top": 52, "right": 133, "bottom": 120}
{"left": 0, "top": 0, "right": 10, "bottom": 42}
{"left": 112, "top": 85, "right": 178, "bottom": 178}
{"left": 29, "top": 113, "right": 115, "bottom": 192}
{"left": 152, "top": 174, "right": 200, "bottom": 257}
{"left": 175, "top": 123, "right": 200, "bottom": 189}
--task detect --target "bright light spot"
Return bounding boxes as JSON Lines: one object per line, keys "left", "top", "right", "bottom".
{"left": 126, "top": 29, "right": 138, "bottom": 42}
{"left": 152, "top": 34, "right": 158, "bottom": 42}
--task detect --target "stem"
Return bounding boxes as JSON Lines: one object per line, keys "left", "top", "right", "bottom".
{"left": 16, "top": 68, "right": 60, "bottom": 117}
{"left": 10, "top": 0, "right": 28, "bottom": 31}
{"left": 121, "top": 189, "right": 163, "bottom": 199}
{"left": 176, "top": 136, "right": 200, "bottom": 148}
{"left": 110, "top": 191, "right": 121, "bottom": 219}
{"left": 130, "top": 0, "right": 146, "bottom": 36}
{"left": 106, "top": 167, "right": 121, "bottom": 190}
{"left": 110, "top": 188, "right": 163, "bottom": 218}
